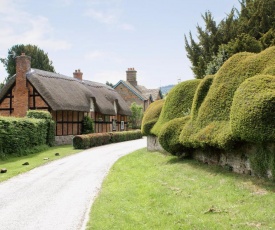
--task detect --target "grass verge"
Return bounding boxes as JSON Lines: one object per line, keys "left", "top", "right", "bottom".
{"left": 0, "top": 145, "right": 82, "bottom": 182}
{"left": 87, "top": 148, "right": 275, "bottom": 230}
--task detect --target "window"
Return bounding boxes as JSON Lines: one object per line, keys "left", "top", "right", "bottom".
{"left": 121, "top": 121, "right": 124, "bottom": 130}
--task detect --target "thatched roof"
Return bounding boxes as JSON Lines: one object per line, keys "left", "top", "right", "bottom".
{"left": 0, "top": 69, "right": 131, "bottom": 116}
{"left": 114, "top": 80, "right": 162, "bottom": 101}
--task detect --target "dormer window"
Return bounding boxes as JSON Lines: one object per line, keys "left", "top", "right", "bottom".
{"left": 90, "top": 99, "right": 94, "bottom": 112}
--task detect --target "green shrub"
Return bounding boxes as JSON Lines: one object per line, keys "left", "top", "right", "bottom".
{"left": 73, "top": 135, "right": 90, "bottom": 149}
{"left": 151, "top": 79, "right": 201, "bottom": 136}
{"left": 82, "top": 116, "right": 94, "bottom": 134}
{"left": 231, "top": 75, "right": 275, "bottom": 142}
{"left": 27, "top": 110, "right": 55, "bottom": 146}
{"left": 159, "top": 116, "right": 191, "bottom": 156}
{"left": 73, "top": 130, "right": 142, "bottom": 149}
{"left": 180, "top": 47, "right": 275, "bottom": 150}
{"left": 141, "top": 100, "right": 164, "bottom": 136}
{"left": 0, "top": 116, "right": 48, "bottom": 156}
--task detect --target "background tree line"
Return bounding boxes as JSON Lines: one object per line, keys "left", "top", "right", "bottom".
{"left": 185, "top": 0, "right": 275, "bottom": 79}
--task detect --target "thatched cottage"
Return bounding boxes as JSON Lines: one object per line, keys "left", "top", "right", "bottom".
{"left": 0, "top": 53, "right": 131, "bottom": 141}
{"left": 113, "top": 68, "right": 162, "bottom": 111}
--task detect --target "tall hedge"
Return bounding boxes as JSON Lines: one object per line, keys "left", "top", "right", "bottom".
{"left": 141, "top": 99, "right": 164, "bottom": 136}
{"left": 27, "top": 110, "right": 55, "bottom": 146}
{"left": 151, "top": 79, "right": 201, "bottom": 136}
{"left": 180, "top": 46, "right": 275, "bottom": 149}
{"left": 0, "top": 116, "right": 48, "bottom": 157}
{"left": 231, "top": 75, "right": 275, "bottom": 142}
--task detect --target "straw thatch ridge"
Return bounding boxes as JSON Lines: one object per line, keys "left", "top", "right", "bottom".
{"left": 0, "top": 69, "right": 131, "bottom": 115}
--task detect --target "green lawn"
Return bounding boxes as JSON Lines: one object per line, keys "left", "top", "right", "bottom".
{"left": 0, "top": 145, "right": 82, "bottom": 182}
{"left": 87, "top": 148, "right": 275, "bottom": 230}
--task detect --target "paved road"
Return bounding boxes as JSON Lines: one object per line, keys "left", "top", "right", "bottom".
{"left": 0, "top": 138, "right": 147, "bottom": 230}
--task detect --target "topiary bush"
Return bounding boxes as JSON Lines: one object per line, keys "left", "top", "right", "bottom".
{"left": 141, "top": 99, "right": 164, "bottom": 136}
{"left": 231, "top": 75, "right": 275, "bottom": 142}
{"left": 158, "top": 116, "right": 191, "bottom": 156}
{"left": 180, "top": 46, "right": 275, "bottom": 150}
{"left": 151, "top": 79, "right": 201, "bottom": 136}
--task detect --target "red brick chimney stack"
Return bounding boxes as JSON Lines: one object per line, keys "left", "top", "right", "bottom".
{"left": 73, "top": 69, "right": 83, "bottom": 81}
{"left": 126, "top": 67, "right": 137, "bottom": 87}
{"left": 13, "top": 53, "right": 31, "bottom": 117}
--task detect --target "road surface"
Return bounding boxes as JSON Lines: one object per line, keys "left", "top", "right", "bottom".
{"left": 0, "top": 137, "right": 147, "bottom": 230}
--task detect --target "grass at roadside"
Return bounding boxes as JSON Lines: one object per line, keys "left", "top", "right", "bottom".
{"left": 0, "top": 145, "right": 82, "bottom": 182}
{"left": 87, "top": 148, "right": 275, "bottom": 230}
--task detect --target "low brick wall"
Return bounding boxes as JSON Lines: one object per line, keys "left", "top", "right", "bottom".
{"left": 55, "top": 135, "right": 74, "bottom": 146}
{"left": 147, "top": 136, "right": 273, "bottom": 179}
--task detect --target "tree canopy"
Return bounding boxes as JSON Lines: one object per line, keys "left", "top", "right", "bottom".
{"left": 0, "top": 44, "right": 55, "bottom": 84}
{"left": 185, "top": 0, "right": 275, "bottom": 79}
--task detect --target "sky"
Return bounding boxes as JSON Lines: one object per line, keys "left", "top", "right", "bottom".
{"left": 0, "top": 0, "right": 240, "bottom": 89}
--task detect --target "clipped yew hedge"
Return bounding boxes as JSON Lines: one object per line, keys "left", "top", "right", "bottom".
{"left": 0, "top": 116, "right": 48, "bottom": 157}
{"left": 151, "top": 79, "right": 201, "bottom": 136}
{"left": 158, "top": 116, "right": 191, "bottom": 156}
{"left": 180, "top": 47, "right": 275, "bottom": 149}
{"left": 231, "top": 75, "right": 275, "bottom": 142}
{"left": 73, "top": 130, "right": 142, "bottom": 149}
{"left": 141, "top": 99, "right": 164, "bottom": 136}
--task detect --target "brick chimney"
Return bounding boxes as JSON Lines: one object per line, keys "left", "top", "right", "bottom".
{"left": 126, "top": 68, "right": 137, "bottom": 87}
{"left": 73, "top": 69, "right": 83, "bottom": 81}
{"left": 13, "top": 53, "right": 31, "bottom": 117}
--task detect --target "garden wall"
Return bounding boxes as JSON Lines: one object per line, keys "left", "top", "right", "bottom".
{"left": 147, "top": 136, "right": 273, "bottom": 179}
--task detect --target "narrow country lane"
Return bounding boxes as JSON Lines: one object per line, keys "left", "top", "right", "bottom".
{"left": 0, "top": 138, "right": 147, "bottom": 230}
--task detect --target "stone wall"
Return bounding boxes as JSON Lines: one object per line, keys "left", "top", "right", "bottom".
{"left": 55, "top": 135, "right": 74, "bottom": 146}
{"left": 147, "top": 136, "right": 273, "bottom": 179}
{"left": 147, "top": 135, "right": 168, "bottom": 153}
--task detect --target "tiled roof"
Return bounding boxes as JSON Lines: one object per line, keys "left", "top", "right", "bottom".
{"left": 113, "top": 80, "right": 162, "bottom": 102}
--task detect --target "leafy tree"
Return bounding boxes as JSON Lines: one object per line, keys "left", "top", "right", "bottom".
{"left": 185, "top": 0, "right": 275, "bottom": 79}
{"left": 129, "top": 102, "right": 143, "bottom": 129}
{"left": 0, "top": 44, "right": 55, "bottom": 83}
{"left": 82, "top": 116, "right": 94, "bottom": 134}
{"left": 106, "top": 81, "right": 114, "bottom": 88}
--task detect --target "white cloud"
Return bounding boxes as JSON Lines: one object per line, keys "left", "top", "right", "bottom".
{"left": 93, "top": 70, "right": 123, "bottom": 85}
{"left": 85, "top": 8, "right": 118, "bottom": 24}
{"left": 85, "top": 50, "right": 124, "bottom": 64}
{"left": 84, "top": 0, "right": 135, "bottom": 31}
{"left": 0, "top": 0, "right": 72, "bottom": 51}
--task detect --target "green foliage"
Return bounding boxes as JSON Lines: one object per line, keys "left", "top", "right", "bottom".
{"left": 180, "top": 47, "right": 275, "bottom": 150}
{"left": 129, "top": 102, "right": 143, "bottom": 129}
{"left": 151, "top": 79, "right": 201, "bottom": 136}
{"left": 26, "top": 110, "right": 55, "bottom": 146}
{"left": 73, "top": 130, "right": 142, "bottom": 149}
{"left": 158, "top": 117, "right": 191, "bottom": 156}
{"left": 185, "top": 0, "right": 275, "bottom": 79}
{"left": 231, "top": 75, "right": 275, "bottom": 142}
{"left": 223, "top": 33, "right": 262, "bottom": 57}
{"left": 141, "top": 99, "right": 164, "bottom": 136}
{"left": 82, "top": 116, "right": 94, "bottom": 134}
{"left": 0, "top": 116, "right": 48, "bottom": 157}
{"left": 0, "top": 44, "right": 55, "bottom": 83}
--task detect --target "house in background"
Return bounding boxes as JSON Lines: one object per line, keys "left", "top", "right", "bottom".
{"left": 0, "top": 53, "right": 131, "bottom": 144}
{"left": 113, "top": 68, "right": 162, "bottom": 111}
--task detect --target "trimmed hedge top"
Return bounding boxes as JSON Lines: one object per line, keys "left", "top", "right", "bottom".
{"left": 141, "top": 99, "right": 164, "bottom": 136}
{"left": 151, "top": 79, "right": 201, "bottom": 136}
{"left": 142, "top": 46, "right": 275, "bottom": 151}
